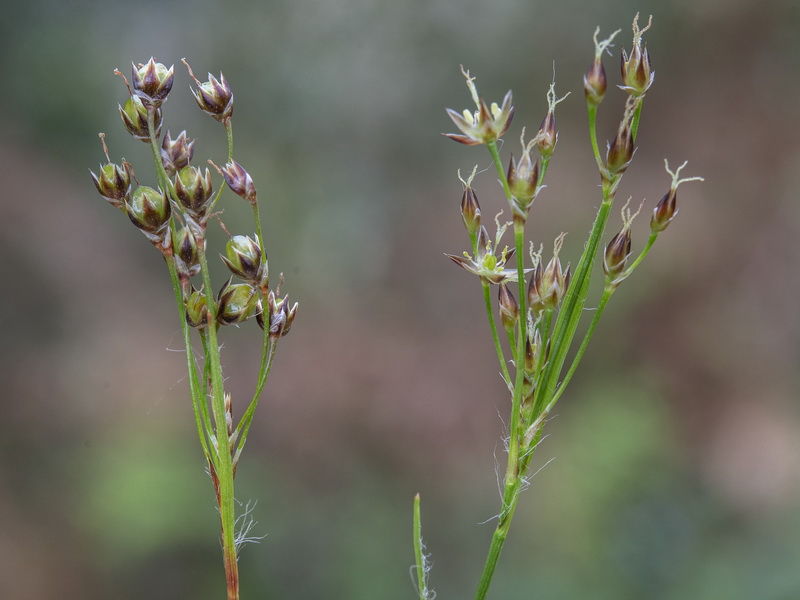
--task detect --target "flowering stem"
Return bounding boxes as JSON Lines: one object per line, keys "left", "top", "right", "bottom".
{"left": 197, "top": 246, "right": 240, "bottom": 600}
{"left": 145, "top": 106, "right": 240, "bottom": 600}
{"left": 473, "top": 140, "right": 530, "bottom": 600}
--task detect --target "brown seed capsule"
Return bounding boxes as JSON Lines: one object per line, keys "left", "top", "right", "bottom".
{"left": 126, "top": 186, "right": 170, "bottom": 234}
{"left": 131, "top": 58, "right": 174, "bottom": 108}
{"left": 173, "top": 225, "right": 201, "bottom": 278}
{"left": 191, "top": 72, "right": 234, "bottom": 122}
{"left": 221, "top": 235, "right": 264, "bottom": 283}
{"left": 119, "top": 96, "right": 162, "bottom": 142}
{"left": 217, "top": 279, "right": 259, "bottom": 326}
{"left": 184, "top": 286, "right": 208, "bottom": 328}
{"left": 161, "top": 130, "right": 195, "bottom": 176}
{"left": 90, "top": 160, "right": 133, "bottom": 208}
{"left": 174, "top": 166, "right": 214, "bottom": 219}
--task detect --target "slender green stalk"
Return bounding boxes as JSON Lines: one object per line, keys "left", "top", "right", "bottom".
{"left": 146, "top": 106, "right": 240, "bottom": 598}
{"left": 225, "top": 118, "right": 234, "bottom": 161}
{"left": 473, "top": 141, "right": 530, "bottom": 600}
{"left": 549, "top": 286, "right": 613, "bottom": 408}
{"left": 532, "top": 190, "right": 614, "bottom": 417}
{"left": 413, "top": 494, "right": 428, "bottom": 600}
{"left": 482, "top": 281, "right": 512, "bottom": 385}
{"left": 233, "top": 334, "right": 277, "bottom": 462}
{"left": 166, "top": 258, "right": 211, "bottom": 461}
{"left": 630, "top": 101, "right": 643, "bottom": 142}
{"left": 622, "top": 231, "right": 657, "bottom": 275}
{"left": 197, "top": 247, "right": 240, "bottom": 600}
{"left": 587, "top": 105, "right": 603, "bottom": 168}
{"left": 473, "top": 474, "right": 523, "bottom": 600}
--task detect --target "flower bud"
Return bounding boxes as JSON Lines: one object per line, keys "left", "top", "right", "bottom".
{"left": 606, "top": 125, "right": 634, "bottom": 174}
{"left": 90, "top": 160, "right": 133, "bottom": 208}
{"left": 216, "top": 280, "right": 259, "bottom": 326}
{"left": 507, "top": 152, "right": 539, "bottom": 210}
{"left": 584, "top": 57, "right": 607, "bottom": 106}
{"left": 174, "top": 166, "right": 214, "bottom": 219}
{"left": 161, "top": 130, "right": 195, "bottom": 176}
{"left": 460, "top": 186, "right": 481, "bottom": 235}
{"left": 191, "top": 72, "right": 234, "bottom": 122}
{"left": 221, "top": 161, "right": 256, "bottom": 204}
{"left": 131, "top": 58, "right": 174, "bottom": 108}
{"left": 537, "top": 111, "right": 557, "bottom": 158}
{"left": 650, "top": 189, "right": 677, "bottom": 233}
{"left": 498, "top": 284, "right": 519, "bottom": 332}
{"left": 119, "top": 96, "right": 161, "bottom": 142}
{"left": 603, "top": 228, "right": 632, "bottom": 281}
{"left": 185, "top": 286, "right": 208, "bottom": 328}
{"left": 221, "top": 235, "right": 265, "bottom": 284}
{"left": 126, "top": 186, "right": 170, "bottom": 235}
{"left": 524, "top": 329, "right": 543, "bottom": 374}
{"left": 540, "top": 255, "right": 567, "bottom": 309}
{"left": 527, "top": 262, "right": 545, "bottom": 316}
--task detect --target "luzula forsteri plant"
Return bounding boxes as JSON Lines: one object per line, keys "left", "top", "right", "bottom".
{"left": 91, "top": 58, "right": 296, "bottom": 599}
{"left": 412, "top": 15, "right": 702, "bottom": 600}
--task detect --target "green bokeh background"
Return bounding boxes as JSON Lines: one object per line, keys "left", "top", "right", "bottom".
{"left": 2, "top": 0, "right": 799, "bottom": 598}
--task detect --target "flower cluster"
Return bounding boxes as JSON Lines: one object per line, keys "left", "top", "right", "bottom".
{"left": 89, "top": 56, "right": 297, "bottom": 599}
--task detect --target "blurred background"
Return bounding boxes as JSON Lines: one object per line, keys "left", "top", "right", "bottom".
{"left": 2, "top": 0, "right": 799, "bottom": 598}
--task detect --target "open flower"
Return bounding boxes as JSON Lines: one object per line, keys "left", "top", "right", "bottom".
{"left": 445, "top": 66, "right": 514, "bottom": 146}
{"left": 446, "top": 223, "right": 528, "bottom": 284}
{"left": 619, "top": 14, "right": 654, "bottom": 97}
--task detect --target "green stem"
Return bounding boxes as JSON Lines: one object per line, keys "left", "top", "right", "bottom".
{"left": 225, "top": 118, "right": 235, "bottom": 161}
{"left": 232, "top": 334, "right": 277, "bottom": 462}
{"left": 197, "top": 248, "right": 240, "bottom": 600}
{"left": 146, "top": 106, "right": 239, "bottom": 598}
{"left": 630, "top": 101, "right": 643, "bottom": 142}
{"left": 622, "top": 231, "right": 657, "bottom": 276}
{"left": 532, "top": 190, "right": 614, "bottom": 418}
{"left": 473, "top": 140, "right": 529, "bottom": 600}
{"left": 413, "top": 494, "right": 428, "bottom": 600}
{"left": 587, "top": 105, "right": 603, "bottom": 169}
{"left": 549, "top": 286, "right": 614, "bottom": 409}
{"left": 473, "top": 475, "right": 523, "bottom": 600}
{"left": 167, "top": 259, "right": 211, "bottom": 461}
{"left": 482, "top": 281, "right": 511, "bottom": 386}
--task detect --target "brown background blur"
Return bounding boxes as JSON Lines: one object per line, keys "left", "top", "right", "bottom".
{"left": 2, "top": 0, "right": 799, "bottom": 598}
